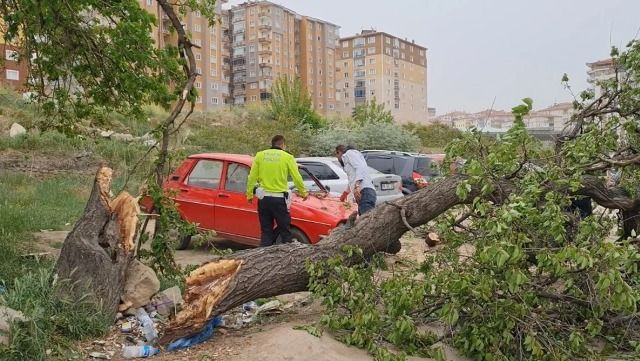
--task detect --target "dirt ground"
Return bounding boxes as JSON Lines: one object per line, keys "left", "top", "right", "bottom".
{"left": 33, "top": 230, "right": 469, "bottom": 361}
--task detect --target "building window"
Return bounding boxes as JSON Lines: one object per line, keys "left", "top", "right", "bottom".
{"left": 343, "top": 51, "right": 348, "bottom": 58}
{"left": 210, "top": 68, "right": 217, "bottom": 76}
{"left": 146, "top": 0, "right": 152, "bottom": 5}
{"left": 318, "top": 103, "right": 323, "bottom": 109}
{"left": 355, "top": 89, "right": 366, "bottom": 98}
{"left": 249, "top": 71, "right": 256, "bottom": 77}
{"left": 367, "top": 37, "right": 376, "bottom": 44}
{"left": 344, "top": 82, "right": 349, "bottom": 88}
{"left": 212, "top": 97, "right": 219, "bottom": 104}
{"left": 195, "top": 53, "right": 201, "bottom": 60}
{"left": 353, "top": 48, "right": 365, "bottom": 57}
{"left": 367, "top": 47, "right": 375, "bottom": 55}
{"left": 386, "top": 37, "right": 391, "bottom": 44}
{"left": 369, "top": 79, "right": 375, "bottom": 85}
{"left": 194, "top": 10, "right": 201, "bottom": 17}
{"left": 251, "top": 95, "right": 258, "bottom": 101}
{"left": 194, "top": 81, "right": 202, "bottom": 89}
{"left": 368, "top": 69, "right": 376, "bottom": 75}
{"left": 194, "top": 24, "right": 201, "bottom": 32}
{"left": 329, "top": 104, "right": 334, "bottom": 110}
{"left": 355, "top": 70, "right": 365, "bottom": 77}
{"left": 369, "top": 58, "right": 376, "bottom": 64}
{"left": 342, "top": 41, "right": 349, "bottom": 48}
{"left": 420, "top": 50, "right": 425, "bottom": 56}
{"left": 354, "top": 58, "right": 364, "bottom": 67}
{"left": 401, "top": 53, "right": 405, "bottom": 59}
{"left": 5, "top": 50, "right": 18, "bottom": 61}
{"left": 385, "top": 48, "right": 391, "bottom": 55}
{"left": 196, "top": 67, "right": 202, "bottom": 74}
{"left": 193, "top": 39, "right": 202, "bottom": 46}
{"left": 210, "top": 27, "right": 216, "bottom": 35}
{"left": 309, "top": 79, "right": 314, "bottom": 85}
{"left": 353, "top": 37, "right": 365, "bottom": 47}
{"left": 250, "top": 83, "right": 257, "bottom": 89}
{"left": 197, "top": 96, "right": 202, "bottom": 103}
{"left": 401, "top": 42, "right": 405, "bottom": 49}
{"left": 211, "top": 83, "right": 219, "bottom": 90}
{"left": 250, "top": 20, "right": 255, "bottom": 27}
{"left": 344, "top": 72, "right": 348, "bottom": 78}
{"left": 5, "top": 69, "right": 19, "bottom": 80}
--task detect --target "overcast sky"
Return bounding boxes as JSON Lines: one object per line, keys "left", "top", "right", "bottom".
{"left": 228, "top": 0, "right": 640, "bottom": 114}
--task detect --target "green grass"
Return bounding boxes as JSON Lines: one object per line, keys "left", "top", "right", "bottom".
{"left": 0, "top": 171, "right": 110, "bottom": 360}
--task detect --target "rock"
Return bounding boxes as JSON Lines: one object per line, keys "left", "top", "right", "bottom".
{"left": 111, "top": 133, "right": 135, "bottom": 142}
{"left": 149, "top": 286, "right": 183, "bottom": 317}
{"left": 8, "top": 123, "right": 26, "bottom": 138}
{"left": 99, "top": 130, "right": 114, "bottom": 138}
{"left": 0, "top": 306, "right": 28, "bottom": 346}
{"left": 256, "top": 300, "right": 283, "bottom": 316}
{"left": 89, "top": 351, "right": 111, "bottom": 359}
{"left": 121, "top": 260, "right": 160, "bottom": 309}
{"left": 142, "top": 139, "right": 156, "bottom": 147}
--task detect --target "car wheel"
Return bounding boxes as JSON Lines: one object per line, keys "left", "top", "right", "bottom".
{"left": 176, "top": 234, "right": 192, "bottom": 250}
{"left": 275, "top": 227, "right": 310, "bottom": 244}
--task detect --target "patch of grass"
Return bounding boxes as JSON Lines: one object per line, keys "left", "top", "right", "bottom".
{"left": 0, "top": 265, "right": 111, "bottom": 361}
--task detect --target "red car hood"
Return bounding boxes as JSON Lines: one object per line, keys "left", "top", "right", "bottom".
{"left": 291, "top": 193, "right": 356, "bottom": 220}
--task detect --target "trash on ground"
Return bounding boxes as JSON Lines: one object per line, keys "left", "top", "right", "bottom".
{"left": 89, "top": 351, "right": 112, "bottom": 359}
{"left": 122, "top": 345, "right": 159, "bottom": 359}
{"left": 256, "top": 300, "right": 283, "bottom": 316}
{"left": 135, "top": 308, "right": 158, "bottom": 343}
{"left": 167, "top": 315, "right": 223, "bottom": 352}
{"left": 120, "top": 320, "right": 133, "bottom": 334}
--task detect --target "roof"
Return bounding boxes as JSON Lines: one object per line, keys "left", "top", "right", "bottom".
{"left": 189, "top": 153, "right": 254, "bottom": 164}
{"left": 586, "top": 58, "right": 615, "bottom": 68}
{"left": 339, "top": 31, "right": 428, "bottom": 51}
{"left": 296, "top": 157, "right": 337, "bottom": 162}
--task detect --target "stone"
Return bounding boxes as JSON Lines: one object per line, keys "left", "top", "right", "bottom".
{"left": 0, "top": 306, "right": 28, "bottom": 346}
{"left": 121, "top": 260, "right": 160, "bottom": 309}
{"left": 8, "top": 122, "right": 26, "bottom": 138}
{"left": 99, "top": 130, "right": 114, "bottom": 138}
{"left": 150, "top": 286, "right": 183, "bottom": 317}
{"left": 142, "top": 139, "right": 156, "bottom": 147}
{"left": 111, "top": 133, "right": 135, "bottom": 142}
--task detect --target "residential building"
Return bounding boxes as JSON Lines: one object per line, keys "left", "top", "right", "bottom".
{"left": 436, "top": 102, "right": 573, "bottom": 134}
{"left": 139, "top": 0, "right": 231, "bottom": 111}
{"left": 335, "top": 30, "right": 428, "bottom": 124}
{"left": 587, "top": 58, "right": 624, "bottom": 97}
{"left": 0, "top": 42, "right": 27, "bottom": 91}
{"left": 228, "top": 1, "right": 339, "bottom": 115}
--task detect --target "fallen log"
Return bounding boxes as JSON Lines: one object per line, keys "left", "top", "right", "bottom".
{"left": 160, "top": 175, "right": 471, "bottom": 343}
{"left": 54, "top": 166, "right": 139, "bottom": 317}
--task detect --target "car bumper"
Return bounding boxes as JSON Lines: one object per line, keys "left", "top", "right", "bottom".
{"left": 375, "top": 193, "right": 403, "bottom": 205}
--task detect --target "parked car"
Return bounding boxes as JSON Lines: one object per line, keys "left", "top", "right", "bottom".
{"left": 361, "top": 150, "right": 441, "bottom": 194}
{"left": 295, "top": 157, "right": 404, "bottom": 205}
{"left": 141, "top": 153, "right": 355, "bottom": 249}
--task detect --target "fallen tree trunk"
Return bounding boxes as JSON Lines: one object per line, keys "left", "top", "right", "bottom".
{"left": 54, "top": 166, "right": 138, "bottom": 317}
{"left": 160, "top": 175, "right": 472, "bottom": 343}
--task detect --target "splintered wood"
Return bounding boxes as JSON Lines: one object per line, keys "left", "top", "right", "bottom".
{"left": 109, "top": 192, "right": 141, "bottom": 252}
{"left": 161, "top": 260, "right": 243, "bottom": 342}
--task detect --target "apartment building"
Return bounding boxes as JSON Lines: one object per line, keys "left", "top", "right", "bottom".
{"left": 139, "top": 0, "right": 231, "bottom": 111}
{"left": 229, "top": 1, "right": 297, "bottom": 105}
{"left": 229, "top": 1, "right": 339, "bottom": 115}
{"left": 298, "top": 16, "right": 339, "bottom": 114}
{"left": 335, "top": 30, "right": 428, "bottom": 124}
{"left": 0, "top": 43, "right": 27, "bottom": 91}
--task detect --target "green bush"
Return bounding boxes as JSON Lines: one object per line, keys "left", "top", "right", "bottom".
{"left": 306, "top": 121, "right": 420, "bottom": 156}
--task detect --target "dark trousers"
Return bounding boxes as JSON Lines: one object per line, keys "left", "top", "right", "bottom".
{"left": 358, "top": 188, "right": 377, "bottom": 215}
{"left": 258, "top": 196, "right": 291, "bottom": 247}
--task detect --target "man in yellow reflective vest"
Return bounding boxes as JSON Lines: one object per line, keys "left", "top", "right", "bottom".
{"left": 247, "top": 135, "right": 308, "bottom": 246}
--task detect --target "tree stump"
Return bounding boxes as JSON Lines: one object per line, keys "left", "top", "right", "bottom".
{"left": 54, "top": 166, "right": 138, "bottom": 317}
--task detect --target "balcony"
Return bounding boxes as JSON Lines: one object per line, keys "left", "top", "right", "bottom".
{"left": 233, "top": 52, "right": 245, "bottom": 59}
{"left": 258, "top": 62, "right": 272, "bottom": 68}
{"left": 258, "top": 35, "right": 271, "bottom": 43}
{"left": 233, "top": 77, "right": 246, "bottom": 84}
{"left": 233, "top": 87, "right": 246, "bottom": 95}
{"left": 258, "top": 48, "right": 272, "bottom": 55}
{"left": 258, "top": 23, "right": 272, "bottom": 31}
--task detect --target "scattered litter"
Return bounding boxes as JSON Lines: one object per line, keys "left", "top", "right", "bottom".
{"left": 120, "top": 321, "right": 133, "bottom": 334}
{"left": 122, "top": 345, "right": 159, "bottom": 359}
{"left": 149, "top": 286, "right": 182, "bottom": 317}
{"left": 92, "top": 340, "right": 107, "bottom": 346}
{"left": 135, "top": 308, "right": 157, "bottom": 343}
{"left": 167, "top": 316, "right": 223, "bottom": 352}
{"left": 89, "top": 351, "right": 111, "bottom": 359}
{"left": 0, "top": 286, "right": 5, "bottom": 294}
{"left": 242, "top": 301, "right": 258, "bottom": 312}
{"left": 256, "top": 300, "right": 283, "bottom": 316}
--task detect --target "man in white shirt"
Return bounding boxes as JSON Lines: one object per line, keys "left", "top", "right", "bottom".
{"left": 335, "top": 145, "right": 377, "bottom": 215}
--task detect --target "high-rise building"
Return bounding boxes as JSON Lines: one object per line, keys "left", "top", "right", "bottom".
{"left": 335, "top": 30, "right": 428, "bottom": 124}
{"left": 228, "top": 1, "right": 339, "bottom": 115}
{"left": 139, "top": 0, "right": 231, "bottom": 111}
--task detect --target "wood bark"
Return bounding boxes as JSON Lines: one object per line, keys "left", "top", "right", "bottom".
{"left": 160, "top": 175, "right": 471, "bottom": 343}
{"left": 54, "top": 166, "right": 137, "bottom": 317}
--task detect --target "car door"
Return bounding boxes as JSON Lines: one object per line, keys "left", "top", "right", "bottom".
{"left": 214, "top": 161, "right": 260, "bottom": 244}
{"left": 298, "top": 161, "right": 345, "bottom": 193}
{"left": 175, "top": 159, "right": 222, "bottom": 231}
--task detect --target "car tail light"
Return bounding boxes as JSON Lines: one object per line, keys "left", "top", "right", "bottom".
{"left": 412, "top": 172, "right": 428, "bottom": 189}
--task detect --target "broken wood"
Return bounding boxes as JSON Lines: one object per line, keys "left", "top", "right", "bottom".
{"left": 54, "top": 166, "right": 138, "bottom": 317}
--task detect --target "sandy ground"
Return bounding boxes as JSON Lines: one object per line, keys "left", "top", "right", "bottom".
{"left": 34, "top": 230, "right": 469, "bottom": 361}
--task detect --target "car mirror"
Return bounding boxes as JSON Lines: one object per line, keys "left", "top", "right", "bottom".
{"left": 324, "top": 185, "right": 331, "bottom": 192}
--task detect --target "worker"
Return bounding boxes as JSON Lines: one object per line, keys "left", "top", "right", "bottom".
{"left": 247, "top": 135, "right": 308, "bottom": 247}
{"left": 335, "top": 144, "right": 377, "bottom": 215}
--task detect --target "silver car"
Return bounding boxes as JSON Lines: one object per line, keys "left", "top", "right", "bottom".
{"left": 295, "top": 157, "right": 403, "bottom": 205}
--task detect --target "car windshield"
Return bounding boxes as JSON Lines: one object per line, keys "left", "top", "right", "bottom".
{"left": 368, "top": 167, "right": 382, "bottom": 174}
{"left": 414, "top": 157, "right": 438, "bottom": 176}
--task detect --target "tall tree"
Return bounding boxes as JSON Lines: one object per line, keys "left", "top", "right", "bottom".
{"left": 268, "top": 75, "right": 324, "bottom": 129}
{"left": 352, "top": 97, "right": 394, "bottom": 125}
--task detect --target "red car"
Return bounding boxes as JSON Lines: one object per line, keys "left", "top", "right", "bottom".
{"left": 144, "top": 153, "right": 355, "bottom": 249}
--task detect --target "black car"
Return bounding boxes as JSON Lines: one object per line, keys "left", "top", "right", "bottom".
{"left": 361, "top": 150, "right": 440, "bottom": 194}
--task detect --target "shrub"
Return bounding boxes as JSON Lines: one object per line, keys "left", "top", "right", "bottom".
{"left": 306, "top": 121, "right": 420, "bottom": 156}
